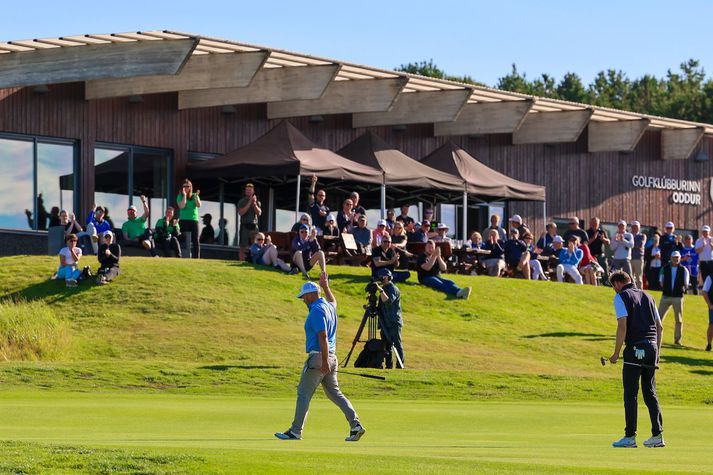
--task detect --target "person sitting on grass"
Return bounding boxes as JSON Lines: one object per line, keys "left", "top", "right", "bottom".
{"left": 556, "top": 236, "right": 583, "bottom": 284}
{"left": 56, "top": 233, "right": 87, "bottom": 287}
{"left": 291, "top": 225, "right": 326, "bottom": 279}
{"left": 120, "top": 195, "right": 157, "bottom": 256}
{"left": 96, "top": 230, "right": 121, "bottom": 285}
{"left": 503, "top": 228, "right": 530, "bottom": 279}
{"left": 250, "top": 232, "right": 293, "bottom": 273}
{"left": 417, "top": 240, "right": 471, "bottom": 299}
{"left": 578, "top": 240, "right": 599, "bottom": 286}
{"left": 371, "top": 233, "right": 410, "bottom": 283}
{"left": 154, "top": 206, "right": 182, "bottom": 258}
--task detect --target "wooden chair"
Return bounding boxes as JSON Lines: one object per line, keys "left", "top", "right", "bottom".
{"left": 338, "top": 233, "right": 369, "bottom": 266}
{"left": 266, "top": 232, "right": 293, "bottom": 262}
{"left": 406, "top": 242, "right": 427, "bottom": 270}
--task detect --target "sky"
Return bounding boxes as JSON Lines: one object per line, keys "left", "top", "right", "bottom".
{"left": 2, "top": 0, "right": 713, "bottom": 87}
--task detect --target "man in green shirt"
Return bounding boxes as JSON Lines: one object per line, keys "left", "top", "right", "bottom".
{"left": 154, "top": 206, "right": 182, "bottom": 258}
{"left": 237, "top": 183, "right": 261, "bottom": 261}
{"left": 120, "top": 194, "right": 156, "bottom": 256}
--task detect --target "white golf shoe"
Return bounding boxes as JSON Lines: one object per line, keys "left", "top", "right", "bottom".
{"left": 643, "top": 433, "right": 665, "bottom": 448}
{"left": 612, "top": 435, "right": 637, "bottom": 448}
{"left": 345, "top": 424, "right": 366, "bottom": 442}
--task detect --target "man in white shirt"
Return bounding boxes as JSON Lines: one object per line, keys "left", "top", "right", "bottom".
{"left": 700, "top": 274, "right": 713, "bottom": 351}
{"left": 610, "top": 220, "right": 635, "bottom": 278}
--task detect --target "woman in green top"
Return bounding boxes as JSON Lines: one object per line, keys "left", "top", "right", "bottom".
{"left": 177, "top": 179, "right": 201, "bottom": 258}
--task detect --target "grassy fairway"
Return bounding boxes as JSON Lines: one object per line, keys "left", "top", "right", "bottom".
{"left": 2, "top": 255, "right": 713, "bottom": 473}
{"left": 1, "top": 392, "right": 712, "bottom": 474}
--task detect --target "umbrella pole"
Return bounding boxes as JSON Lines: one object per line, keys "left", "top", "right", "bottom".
{"left": 268, "top": 187, "right": 275, "bottom": 231}
{"left": 462, "top": 189, "right": 468, "bottom": 242}
{"left": 542, "top": 201, "right": 547, "bottom": 233}
{"left": 219, "top": 182, "right": 225, "bottom": 245}
{"left": 380, "top": 183, "right": 386, "bottom": 219}
{"left": 294, "top": 174, "right": 301, "bottom": 223}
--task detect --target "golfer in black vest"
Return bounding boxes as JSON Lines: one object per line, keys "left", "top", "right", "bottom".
{"left": 658, "top": 250, "right": 689, "bottom": 345}
{"left": 608, "top": 271, "right": 665, "bottom": 448}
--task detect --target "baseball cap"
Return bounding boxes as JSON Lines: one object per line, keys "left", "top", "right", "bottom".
{"left": 437, "top": 223, "right": 449, "bottom": 230}
{"left": 326, "top": 214, "right": 336, "bottom": 222}
{"left": 553, "top": 235, "right": 564, "bottom": 244}
{"left": 510, "top": 228, "right": 519, "bottom": 235}
{"left": 358, "top": 215, "right": 367, "bottom": 221}
{"left": 127, "top": 205, "right": 137, "bottom": 212}
{"left": 509, "top": 214, "right": 522, "bottom": 223}
{"left": 421, "top": 220, "right": 430, "bottom": 226}
{"left": 299, "top": 224, "right": 310, "bottom": 231}
{"left": 377, "top": 219, "right": 387, "bottom": 227}
{"left": 376, "top": 268, "right": 392, "bottom": 279}
{"left": 631, "top": 220, "right": 640, "bottom": 226}
{"left": 296, "top": 281, "right": 320, "bottom": 298}
{"left": 671, "top": 251, "right": 681, "bottom": 258}
{"left": 202, "top": 213, "right": 212, "bottom": 219}
{"left": 702, "top": 225, "right": 711, "bottom": 232}
{"left": 618, "top": 220, "right": 627, "bottom": 226}
{"left": 102, "top": 230, "right": 113, "bottom": 238}
{"left": 665, "top": 221, "right": 674, "bottom": 228}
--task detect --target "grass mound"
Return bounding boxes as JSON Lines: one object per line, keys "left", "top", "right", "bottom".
{"left": 0, "top": 300, "right": 71, "bottom": 361}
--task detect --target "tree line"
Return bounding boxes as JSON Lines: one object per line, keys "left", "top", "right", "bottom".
{"left": 397, "top": 59, "right": 713, "bottom": 124}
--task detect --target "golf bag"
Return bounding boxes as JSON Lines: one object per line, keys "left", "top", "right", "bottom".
{"left": 353, "top": 338, "right": 385, "bottom": 368}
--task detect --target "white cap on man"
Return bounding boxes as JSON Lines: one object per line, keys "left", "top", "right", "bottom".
{"left": 553, "top": 235, "right": 564, "bottom": 244}
{"left": 702, "top": 225, "right": 711, "bottom": 232}
{"left": 102, "top": 230, "right": 113, "bottom": 238}
{"left": 509, "top": 214, "right": 522, "bottom": 223}
{"left": 618, "top": 220, "right": 627, "bottom": 226}
{"left": 437, "top": 223, "right": 449, "bottom": 230}
{"left": 326, "top": 214, "right": 336, "bottom": 222}
{"left": 377, "top": 219, "right": 387, "bottom": 227}
{"left": 631, "top": 220, "right": 640, "bottom": 227}
{"left": 665, "top": 221, "right": 675, "bottom": 228}
{"left": 671, "top": 251, "right": 681, "bottom": 258}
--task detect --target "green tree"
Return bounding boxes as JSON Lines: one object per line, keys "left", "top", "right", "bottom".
{"left": 496, "top": 64, "right": 533, "bottom": 94}
{"left": 588, "top": 69, "right": 631, "bottom": 109}
{"left": 396, "top": 59, "right": 445, "bottom": 79}
{"left": 557, "top": 72, "right": 589, "bottom": 103}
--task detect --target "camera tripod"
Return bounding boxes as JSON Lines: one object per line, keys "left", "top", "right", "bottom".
{"left": 342, "top": 291, "right": 404, "bottom": 369}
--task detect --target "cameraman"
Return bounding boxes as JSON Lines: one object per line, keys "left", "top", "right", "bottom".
{"left": 374, "top": 268, "right": 404, "bottom": 369}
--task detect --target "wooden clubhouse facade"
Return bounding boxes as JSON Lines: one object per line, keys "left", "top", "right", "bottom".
{"left": 1, "top": 30, "right": 713, "bottom": 253}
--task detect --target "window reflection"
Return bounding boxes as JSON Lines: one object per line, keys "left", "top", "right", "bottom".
{"left": 38, "top": 142, "right": 75, "bottom": 226}
{"left": 94, "top": 148, "right": 129, "bottom": 229}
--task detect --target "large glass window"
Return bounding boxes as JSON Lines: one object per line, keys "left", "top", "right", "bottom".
{"left": 94, "top": 145, "right": 171, "bottom": 229}
{"left": 0, "top": 134, "right": 77, "bottom": 231}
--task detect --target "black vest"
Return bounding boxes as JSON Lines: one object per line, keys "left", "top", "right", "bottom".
{"left": 618, "top": 283, "right": 658, "bottom": 345}
{"left": 661, "top": 264, "right": 686, "bottom": 298}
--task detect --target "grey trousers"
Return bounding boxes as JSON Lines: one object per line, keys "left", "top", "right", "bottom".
{"left": 290, "top": 352, "right": 359, "bottom": 436}
{"left": 631, "top": 259, "right": 644, "bottom": 289}
{"left": 659, "top": 296, "right": 684, "bottom": 343}
{"left": 611, "top": 258, "right": 633, "bottom": 278}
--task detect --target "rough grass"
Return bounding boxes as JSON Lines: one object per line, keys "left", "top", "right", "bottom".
{"left": 0, "top": 299, "right": 71, "bottom": 361}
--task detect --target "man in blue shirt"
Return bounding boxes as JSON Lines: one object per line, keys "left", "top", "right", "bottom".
{"left": 275, "top": 272, "right": 365, "bottom": 442}
{"left": 291, "top": 224, "right": 326, "bottom": 279}
{"left": 608, "top": 271, "right": 664, "bottom": 448}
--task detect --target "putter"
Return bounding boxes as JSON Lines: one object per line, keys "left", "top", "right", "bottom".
{"left": 600, "top": 356, "right": 659, "bottom": 370}
{"left": 339, "top": 370, "right": 386, "bottom": 381}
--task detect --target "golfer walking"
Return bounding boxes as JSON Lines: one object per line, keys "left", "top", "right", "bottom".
{"left": 608, "top": 271, "right": 665, "bottom": 448}
{"left": 275, "top": 272, "right": 366, "bottom": 441}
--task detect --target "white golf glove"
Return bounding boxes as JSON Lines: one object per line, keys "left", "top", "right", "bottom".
{"left": 634, "top": 348, "right": 645, "bottom": 360}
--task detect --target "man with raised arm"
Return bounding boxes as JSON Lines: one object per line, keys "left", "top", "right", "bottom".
{"left": 275, "top": 272, "right": 365, "bottom": 442}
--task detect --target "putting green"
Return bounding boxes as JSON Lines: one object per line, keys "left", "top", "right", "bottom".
{"left": 1, "top": 392, "right": 711, "bottom": 474}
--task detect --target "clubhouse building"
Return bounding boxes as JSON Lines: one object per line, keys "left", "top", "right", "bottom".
{"left": 1, "top": 30, "right": 713, "bottom": 254}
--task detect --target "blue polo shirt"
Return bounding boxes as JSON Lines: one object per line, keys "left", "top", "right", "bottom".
{"left": 304, "top": 297, "right": 337, "bottom": 353}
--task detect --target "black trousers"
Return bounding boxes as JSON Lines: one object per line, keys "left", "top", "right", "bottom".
{"left": 699, "top": 261, "right": 713, "bottom": 285}
{"left": 622, "top": 343, "right": 663, "bottom": 437}
{"left": 381, "top": 323, "right": 403, "bottom": 369}
{"left": 179, "top": 220, "right": 199, "bottom": 258}
{"left": 157, "top": 236, "right": 182, "bottom": 258}
{"left": 99, "top": 266, "right": 120, "bottom": 281}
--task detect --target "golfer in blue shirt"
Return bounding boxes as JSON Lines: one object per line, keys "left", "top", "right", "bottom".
{"left": 275, "top": 272, "right": 365, "bottom": 441}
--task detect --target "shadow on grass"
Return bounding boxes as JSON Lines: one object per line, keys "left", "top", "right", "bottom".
{"left": 660, "top": 354, "right": 713, "bottom": 367}
{"left": 1, "top": 278, "right": 94, "bottom": 304}
{"left": 690, "top": 369, "right": 713, "bottom": 376}
{"left": 523, "top": 332, "right": 613, "bottom": 341}
{"left": 198, "top": 364, "right": 280, "bottom": 371}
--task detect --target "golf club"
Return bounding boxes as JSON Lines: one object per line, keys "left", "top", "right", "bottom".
{"left": 600, "top": 356, "right": 659, "bottom": 370}
{"left": 339, "top": 370, "right": 386, "bottom": 381}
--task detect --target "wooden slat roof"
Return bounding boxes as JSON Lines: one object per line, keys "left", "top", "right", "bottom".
{"left": 1, "top": 29, "right": 712, "bottom": 134}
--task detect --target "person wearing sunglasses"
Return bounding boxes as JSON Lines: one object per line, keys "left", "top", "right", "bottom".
{"left": 177, "top": 179, "right": 201, "bottom": 258}
{"left": 249, "top": 232, "right": 292, "bottom": 273}
{"left": 291, "top": 213, "right": 312, "bottom": 233}
{"left": 56, "top": 234, "right": 83, "bottom": 287}
{"left": 371, "top": 234, "right": 410, "bottom": 283}
{"left": 97, "top": 230, "right": 121, "bottom": 285}
{"left": 291, "top": 224, "right": 326, "bottom": 279}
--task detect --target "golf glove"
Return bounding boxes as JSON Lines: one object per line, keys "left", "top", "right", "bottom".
{"left": 634, "top": 348, "right": 645, "bottom": 360}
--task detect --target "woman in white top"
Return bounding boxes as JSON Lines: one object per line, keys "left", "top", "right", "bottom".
{"left": 56, "top": 234, "right": 83, "bottom": 287}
